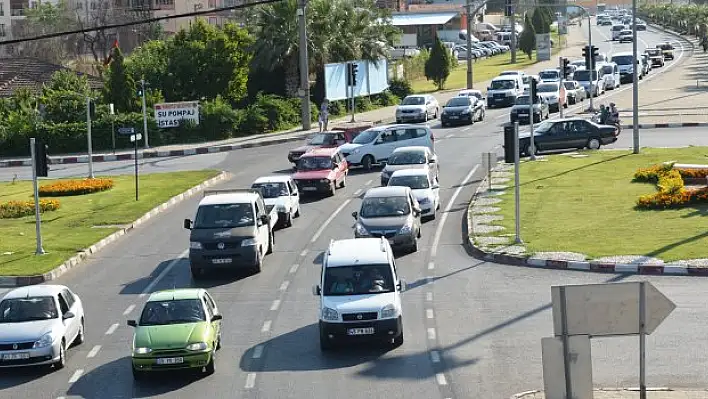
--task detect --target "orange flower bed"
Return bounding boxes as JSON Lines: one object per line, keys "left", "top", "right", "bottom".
{"left": 39, "top": 178, "right": 114, "bottom": 197}
{"left": 635, "top": 164, "right": 708, "bottom": 209}
{"left": 0, "top": 199, "right": 61, "bottom": 219}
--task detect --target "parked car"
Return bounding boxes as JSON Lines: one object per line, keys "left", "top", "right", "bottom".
{"left": 339, "top": 125, "right": 435, "bottom": 170}
{"left": 440, "top": 96, "right": 485, "bottom": 127}
{"left": 509, "top": 94, "right": 550, "bottom": 124}
{"left": 563, "top": 80, "right": 586, "bottom": 105}
{"left": 287, "top": 130, "right": 357, "bottom": 165}
{"left": 518, "top": 118, "right": 619, "bottom": 156}
{"left": 251, "top": 175, "right": 300, "bottom": 228}
{"left": 645, "top": 48, "right": 665, "bottom": 67}
{"left": 292, "top": 147, "right": 348, "bottom": 196}
{"left": 395, "top": 95, "right": 439, "bottom": 123}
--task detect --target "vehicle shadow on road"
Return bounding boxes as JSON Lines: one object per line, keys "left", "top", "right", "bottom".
{"left": 0, "top": 365, "right": 54, "bottom": 389}
{"left": 119, "top": 258, "right": 189, "bottom": 295}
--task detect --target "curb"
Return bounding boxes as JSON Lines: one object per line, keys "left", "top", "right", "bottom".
{"left": 0, "top": 171, "right": 231, "bottom": 287}
{"left": 620, "top": 122, "right": 708, "bottom": 129}
{"left": 511, "top": 387, "right": 686, "bottom": 398}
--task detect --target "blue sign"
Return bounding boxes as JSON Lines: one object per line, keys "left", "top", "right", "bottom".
{"left": 118, "top": 127, "right": 135, "bottom": 135}
{"left": 325, "top": 59, "right": 389, "bottom": 101}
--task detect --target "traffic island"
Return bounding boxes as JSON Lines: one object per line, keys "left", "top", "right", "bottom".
{"left": 466, "top": 147, "right": 708, "bottom": 275}
{"left": 511, "top": 388, "right": 708, "bottom": 398}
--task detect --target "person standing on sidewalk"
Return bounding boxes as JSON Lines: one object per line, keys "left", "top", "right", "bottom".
{"left": 319, "top": 99, "right": 329, "bottom": 132}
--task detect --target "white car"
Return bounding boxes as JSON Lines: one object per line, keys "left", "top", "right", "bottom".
{"left": 618, "top": 29, "right": 633, "bottom": 43}
{"left": 395, "top": 95, "right": 439, "bottom": 123}
{"left": 313, "top": 238, "right": 406, "bottom": 351}
{"left": 0, "top": 285, "right": 85, "bottom": 369}
{"left": 339, "top": 125, "right": 435, "bottom": 170}
{"left": 538, "top": 68, "right": 561, "bottom": 82}
{"left": 379, "top": 146, "right": 438, "bottom": 186}
{"left": 457, "top": 89, "right": 484, "bottom": 102}
{"left": 387, "top": 168, "right": 440, "bottom": 220}
{"left": 536, "top": 81, "right": 564, "bottom": 113}
{"left": 251, "top": 175, "right": 301, "bottom": 228}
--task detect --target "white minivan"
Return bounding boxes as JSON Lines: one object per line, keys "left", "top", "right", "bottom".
{"left": 313, "top": 238, "right": 406, "bottom": 351}
{"left": 573, "top": 67, "right": 605, "bottom": 97}
{"left": 486, "top": 74, "right": 524, "bottom": 108}
{"left": 339, "top": 125, "right": 435, "bottom": 170}
{"left": 611, "top": 24, "right": 626, "bottom": 40}
{"left": 598, "top": 62, "right": 620, "bottom": 90}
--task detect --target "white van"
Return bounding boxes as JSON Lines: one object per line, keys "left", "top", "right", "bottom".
{"left": 486, "top": 74, "right": 524, "bottom": 107}
{"left": 598, "top": 62, "right": 620, "bottom": 90}
{"left": 339, "top": 125, "right": 435, "bottom": 170}
{"left": 611, "top": 52, "right": 644, "bottom": 83}
{"left": 313, "top": 238, "right": 406, "bottom": 351}
{"left": 611, "top": 24, "right": 626, "bottom": 40}
{"left": 572, "top": 67, "right": 604, "bottom": 97}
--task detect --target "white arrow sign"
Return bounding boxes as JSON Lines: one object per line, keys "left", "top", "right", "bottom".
{"left": 130, "top": 134, "right": 143, "bottom": 143}
{"left": 551, "top": 282, "right": 676, "bottom": 337}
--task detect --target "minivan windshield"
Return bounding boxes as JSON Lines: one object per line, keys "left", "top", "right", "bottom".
{"left": 352, "top": 129, "right": 379, "bottom": 144}
{"left": 611, "top": 55, "right": 634, "bottom": 65}
{"left": 539, "top": 71, "right": 559, "bottom": 80}
{"left": 573, "top": 70, "right": 598, "bottom": 82}
{"left": 360, "top": 196, "right": 410, "bottom": 218}
{"left": 194, "top": 203, "right": 254, "bottom": 228}
{"left": 445, "top": 97, "right": 471, "bottom": 107}
{"left": 601, "top": 65, "right": 614, "bottom": 74}
{"left": 612, "top": 25, "right": 625, "bottom": 31}
{"left": 490, "top": 79, "right": 516, "bottom": 90}
{"left": 515, "top": 95, "right": 533, "bottom": 105}
{"left": 323, "top": 264, "right": 395, "bottom": 296}
{"left": 537, "top": 83, "right": 558, "bottom": 93}
{"left": 401, "top": 96, "right": 425, "bottom": 105}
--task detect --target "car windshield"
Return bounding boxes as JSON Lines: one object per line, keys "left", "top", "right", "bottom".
{"left": 308, "top": 133, "right": 336, "bottom": 146}
{"left": 490, "top": 80, "right": 515, "bottom": 90}
{"left": 297, "top": 156, "right": 332, "bottom": 171}
{"left": 537, "top": 83, "right": 558, "bottom": 93}
{"left": 460, "top": 91, "right": 482, "bottom": 100}
{"left": 0, "top": 296, "right": 58, "bottom": 323}
{"left": 388, "top": 175, "right": 430, "bottom": 190}
{"left": 194, "top": 203, "right": 254, "bottom": 228}
{"left": 563, "top": 81, "right": 576, "bottom": 90}
{"left": 388, "top": 151, "right": 426, "bottom": 165}
{"left": 647, "top": 49, "right": 661, "bottom": 56}
{"left": 251, "top": 182, "right": 288, "bottom": 199}
{"left": 446, "top": 97, "right": 471, "bottom": 107}
{"left": 360, "top": 196, "right": 410, "bottom": 218}
{"left": 534, "top": 120, "right": 555, "bottom": 133}
{"left": 401, "top": 96, "right": 425, "bottom": 105}
{"left": 539, "top": 71, "right": 558, "bottom": 80}
{"left": 611, "top": 55, "right": 634, "bottom": 65}
{"left": 139, "top": 299, "right": 206, "bottom": 326}
{"left": 352, "top": 129, "right": 379, "bottom": 144}
{"left": 323, "top": 264, "right": 395, "bottom": 296}
{"left": 573, "top": 70, "right": 598, "bottom": 81}
{"left": 515, "top": 95, "right": 532, "bottom": 105}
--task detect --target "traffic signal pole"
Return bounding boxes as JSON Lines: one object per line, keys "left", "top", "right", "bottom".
{"left": 586, "top": 12, "right": 595, "bottom": 113}
{"left": 140, "top": 79, "right": 149, "bottom": 148}
{"left": 631, "top": 0, "right": 640, "bottom": 154}
{"left": 559, "top": 57, "right": 565, "bottom": 119}
{"left": 529, "top": 77, "right": 537, "bottom": 161}
{"left": 30, "top": 138, "right": 45, "bottom": 255}
{"left": 86, "top": 97, "right": 94, "bottom": 179}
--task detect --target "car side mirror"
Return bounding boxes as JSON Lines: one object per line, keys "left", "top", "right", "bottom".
{"left": 428, "top": 158, "right": 436, "bottom": 163}
{"left": 312, "top": 285, "right": 321, "bottom": 296}
{"left": 211, "top": 314, "right": 223, "bottom": 322}
{"left": 127, "top": 319, "right": 137, "bottom": 327}
{"left": 397, "top": 279, "right": 407, "bottom": 292}
{"left": 183, "top": 219, "right": 192, "bottom": 229}
{"left": 413, "top": 208, "right": 421, "bottom": 216}
{"left": 351, "top": 211, "right": 358, "bottom": 219}
{"left": 62, "top": 311, "right": 75, "bottom": 320}
{"left": 332, "top": 164, "right": 338, "bottom": 170}
{"left": 260, "top": 215, "right": 269, "bottom": 224}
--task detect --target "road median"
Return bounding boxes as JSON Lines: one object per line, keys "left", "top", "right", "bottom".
{"left": 511, "top": 388, "right": 706, "bottom": 398}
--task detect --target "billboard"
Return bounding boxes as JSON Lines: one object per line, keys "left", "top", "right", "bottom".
{"left": 536, "top": 33, "right": 552, "bottom": 61}
{"left": 324, "top": 59, "right": 389, "bottom": 102}
{"left": 154, "top": 101, "right": 200, "bottom": 128}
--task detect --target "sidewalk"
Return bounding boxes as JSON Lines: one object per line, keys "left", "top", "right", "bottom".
{"left": 513, "top": 388, "right": 708, "bottom": 398}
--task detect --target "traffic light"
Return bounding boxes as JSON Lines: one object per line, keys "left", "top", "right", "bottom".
{"left": 529, "top": 77, "right": 538, "bottom": 103}
{"left": 561, "top": 57, "right": 570, "bottom": 79}
{"left": 582, "top": 45, "right": 591, "bottom": 68}
{"left": 504, "top": 0, "right": 513, "bottom": 17}
{"left": 591, "top": 46, "right": 599, "bottom": 64}
{"left": 34, "top": 139, "right": 49, "bottom": 177}
{"left": 346, "top": 63, "right": 359, "bottom": 87}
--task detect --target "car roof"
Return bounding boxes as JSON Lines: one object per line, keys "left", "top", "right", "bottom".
{"left": 2, "top": 285, "right": 67, "bottom": 300}
{"left": 540, "top": 68, "right": 558, "bottom": 73}
{"left": 325, "top": 238, "right": 390, "bottom": 268}
{"left": 458, "top": 89, "right": 482, "bottom": 94}
{"left": 404, "top": 95, "right": 426, "bottom": 99}
{"left": 492, "top": 75, "right": 518, "bottom": 81}
{"left": 199, "top": 192, "right": 257, "bottom": 206}
{"left": 390, "top": 168, "right": 429, "bottom": 178}
{"left": 363, "top": 186, "right": 410, "bottom": 198}
{"left": 366, "top": 124, "right": 423, "bottom": 131}
{"left": 612, "top": 51, "right": 633, "bottom": 57}
{"left": 552, "top": 117, "right": 588, "bottom": 123}
{"left": 302, "top": 147, "right": 338, "bottom": 157}
{"left": 147, "top": 288, "right": 205, "bottom": 302}
{"left": 392, "top": 146, "right": 429, "bottom": 154}
{"left": 253, "top": 175, "right": 291, "bottom": 184}
{"left": 500, "top": 70, "right": 521, "bottom": 75}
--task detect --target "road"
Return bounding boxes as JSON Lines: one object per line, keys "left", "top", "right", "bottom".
{"left": 1, "top": 22, "right": 706, "bottom": 399}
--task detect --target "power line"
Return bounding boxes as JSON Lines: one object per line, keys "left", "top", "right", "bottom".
{"left": 0, "top": 0, "right": 282, "bottom": 46}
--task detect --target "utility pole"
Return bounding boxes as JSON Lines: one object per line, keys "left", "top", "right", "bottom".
{"left": 631, "top": 0, "right": 640, "bottom": 154}
{"left": 466, "top": 0, "right": 474, "bottom": 89}
{"left": 140, "top": 79, "right": 149, "bottom": 148}
{"left": 30, "top": 138, "right": 46, "bottom": 255}
{"left": 86, "top": 97, "right": 94, "bottom": 179}
{"left": 297, "top": 0, "right": 312, "bottom": 130}
{"left": 586, "top": 11, "right": 595, "bottom": 113}
{"left": 510, "top": 0, "right": 517, "bottom": 64}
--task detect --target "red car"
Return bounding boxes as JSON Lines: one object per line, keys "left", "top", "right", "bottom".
{"left": 292, "top": 148, "right": 349, "bottom": 196}
{"left": 287, "top": 130, "right": 360, "bottom": 164}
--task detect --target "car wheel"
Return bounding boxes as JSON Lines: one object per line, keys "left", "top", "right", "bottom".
{"left": 433, "top": 108, "right": 438, "bottom": 119}
{"left": 479, "top": 109, "right": 485, "bottom": 121}
{"left": 441, "top": 122, "right": 448, "bottom": 128}
{"left": 75, "top": 319, "right": 85, "bottom": 345}
{"left": 283, "top": 212, "right": 292, "bottom": 228}
{"left": 294, "top": 206, "right": 300, "bottom": 218}
{"left": 429, "top": 208, "right": 437, "bottom": 220}
{"left": 252, "top": 248, "right": 263, "bottom": 273}
{"left": 320, "top": 330, "right": 334, "bottom": 352}
{"left": 329, "top": 182, "right": 336, "bottom": 196}
{"left": 266, "top": 232, "right": 274, "bottom": 255}
{"left": 216, "top": 333, "right": 222, "bottom": 351}
{"left": 410, "top": 237, "right": 418, "bottom": 253}
{"left": 54, "top": 340, "right": 66, "bottom": 370}
{"left": 526, "top": 144, "right": 538, "bottom": 156}
{"left": 587, "top": 138, "right": 602, "bottom": 150}
{"left": 392, "top": 330, "right": 404, "bottom": 347}
{"left": 204, "top": 354, "right": 215, "bottom": 375}
{"left": 361, "top": 155, "right": 374, "bottom": 171}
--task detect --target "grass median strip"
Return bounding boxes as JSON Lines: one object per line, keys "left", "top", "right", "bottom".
{"left": 484, "top": 148, "right": 708, "bottom": 262}
{"left": 0, "top": 170, "right": 219, "bottom": 276}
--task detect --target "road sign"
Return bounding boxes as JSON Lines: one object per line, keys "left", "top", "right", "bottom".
{"left": 551, "top": 282, "right": 675, "bottom": 337}
{"left": 542, "top": 335, "right": 593, "bottom": 399}
{"left": 118, "top": 127, "right": 135, "bottom": 135}
{"left": 130, "top": 134, "right": 142, "bottom": 142}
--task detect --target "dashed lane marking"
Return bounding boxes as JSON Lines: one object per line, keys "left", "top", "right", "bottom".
{"left": 300, "top": 249, "right": 308, "bottom": 257}
{"left": 426, "top": 309, "right": 435, "bottom": 319}
{"left": 289, "top": 264, "right": 299, "bottom": 274}
{"left": 354, "top": 189, "right": 362, "bottom": 196}
{"left": 427, "top": 262, "right": 435, "bottom": 270}
{"left": 279, "top": 281, "right": 290, "bottom": 291}
{"left": 122, "top": 304, "right": 135, "bottom": 315}
{"left": 310, "top": 199, "right": 352, "bottom": 243}
{"left": 270, "top": 299, "right": 281, "bottom": 311}
{"left": 436, "top": 373, "right": 448, "bottom": 386}
{"left": 365, "top": 179, "right": 373, "bottom": 185}
{"left": 261, "top": 320, "right": 272, "bottom": 332}
{"left": 427, "top": 328, "right": 436, "bottom": 340}
{"left": 87, "top": 345, "right": 101, "bottom": 358}
{"left": 426, "top": 292, "right": 433, "bottom": 302}
{"left": 252, "top": 345, "right": 264, "bottom": 359}
{"left": 244, "top": 373, "right": 257, "bottom": 389}
{"left": 105, "top": 323, "right": 119, "bottom": 335}
{"left": 68, "top": 369, "right": 84, "bottom": 384}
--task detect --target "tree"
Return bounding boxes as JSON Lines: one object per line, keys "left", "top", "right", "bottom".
{"left": 519, "top": 14, "right": 536, "bottom": 60}
{"left": 124, "top": 40, "right": 169, "bottom": 90}
{"left": 40, "top": 70, "right": 92, "bottom": 124}
{"left": 531, "top": 6, "right": 552, "bottom": 34}
{"left": 424, "top": 38, "right": 451, "bottom": 90}
{"left": 11, "top": 1, "right": 78, "bottom": 64}
{"left": 105, "top": 47, "right": 135, "bottom": 113}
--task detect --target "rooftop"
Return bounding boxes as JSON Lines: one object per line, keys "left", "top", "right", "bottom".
{"left": 148, "top": 289, "right": 204, "bottom": 302}
{"left": 199, "top": 190, "right": 259, "bottom": 206}
{"left": 388, "top": 12, "right": 458, "bottom": 27}
{"left": 0, "top": 57, "right": 103, "bottom": 98}
{"left": 325, "top": 238, "right": 390, "bottom": 268}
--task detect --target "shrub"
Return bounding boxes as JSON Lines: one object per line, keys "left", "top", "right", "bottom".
{"left": 633, "top": 163, "right": 673, "bottom": 183}
{"left": 239, "top": 94, "right": 300, "bottom": 134}
{"left": 634, "top": 164, "right": 708, "bottom": 209}
{"left": 373, "top": 90, "right": 400, "bottom": 106}
{"left": 388, "top": 79, "right": 412, "bottom": 100}
{"left": 0, "top": 199, "right": 60, "bottom": 219}
{"left": 402, "top": 50, "right": 430, "bottom": 81}
{"left": 39, "top": 178, "right": 114, "bottom": 197}
{"left": 676, "top": 168, "right": 708, "bottom": 179}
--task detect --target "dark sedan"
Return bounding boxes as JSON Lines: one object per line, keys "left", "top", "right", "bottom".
{"left": 510, "top": 94, "right": 550, "bottom": 125}
{"left": 440, "top": 96, "right": 485, "bottom": 127}
{"left": 518, "top": 118, "right": 619, "bottom": 156}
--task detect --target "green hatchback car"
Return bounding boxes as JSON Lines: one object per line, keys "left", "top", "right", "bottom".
{"left": 127, "top": 289, "right": 222, "bottom": 379}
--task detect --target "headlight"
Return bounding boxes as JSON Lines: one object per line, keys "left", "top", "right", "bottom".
{"left": 186, "top": 342, "right": 208, "bottom": 351}
{"left": 355, "top": 223, "right": 369, "bottom": 236}
{"left": 33, "top": 332, "right": 55, "bottom": 349}
{"left": 381, "top": 304, "right": 399, "bottom": 319}
{"left": 320, "top": 179, "right": 330, "bottom": 183}
{"left": 242, "top": 238, "right": 257, "bottom": 246}
{"left": 133, "top": 347, "right": 152, "bottom": 355}
{"left": 189, "top": 241, "right": 202, "bottom": 249}
{"left": 399, "top": 223, "right": 412, "bottom": 234}
{"left": 322, "top": 307, "right": 339, "bottom": 321}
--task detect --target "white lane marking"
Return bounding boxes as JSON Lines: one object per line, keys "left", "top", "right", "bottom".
{"left": 105, "top": 323, "right": 119, "bottom": 335}
{"left": 430, "top": 350, "right": 441, "bottom": 363}
{"left": 426, "top": 292, "right": 433, "bottom": 302}
{"left": 353, "top": 189, "right": 362, "bottom": 196}
{"left": 365, "top": 179, "right": 373, "bottom": 185}
{"left": 270, "top": 299, "right": 281, "bottom": 311}
{"left": 430, "top": 164, "right": 480, "bottom": 258}
{"left": 68, "top": 369, "right": 84, "bottom": 383}
{"left": 447, "top": 133, "right": 456, "bottom": 138}
{"left": 140, "top": 248, "right": 189, "bottom": 298}
{"left": 261, "top": 320, "right": 272, "bottom": 332}
{"left": 427, "top": 328, "right": 436, "bottom": 340}
{"left": 244, "top": 373, "right": 257, "bottom": 389}
{"left": 310, "top": 198, "right": 352, "bottom": 243}
{"left": 300, "top": 249, "right": 308, "bottom": 257}
{"left": 426, "top": 309, "right": 435, "bottom": 319}
{"left": 279, "top": 281, "right": 290, "bottom": 291}
{"left": 252, "top": 345, "right": 264, "bottom": 359}
{"left": 289, "top": 263, "right": 299, "bottom": 274}
{"left": 122, "top": 304, "right": 135, "bottom": 316}
{"left": 495, "top": 113, "right": 508, "bottom": 120}
{"left": 436, "top": 373, "right": 448, "bottom": 386}
{"left": 427, "top": 261, "right": 435, "bottom": 270}
{"left": 462, "top": 126, "right": 471, "bottom": 131}
{"left": 87, "top": 345, "right": 101, "bottom": 358}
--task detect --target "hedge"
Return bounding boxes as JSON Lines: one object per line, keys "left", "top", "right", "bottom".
{"left": 0, "top": 199, "right": 61, "bottom": 219}
{"left": 634, "top": 164, "right": 708, "bottom": 209}
{"left": 39, "top": 178, "right": 114, "bottom": 197}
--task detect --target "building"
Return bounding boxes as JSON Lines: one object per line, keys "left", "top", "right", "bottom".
{"left": 390, "top": 11, "right": 466, "bottom": 48}
{"left": 0, "top": 57, "right": 103, "bottom": 97}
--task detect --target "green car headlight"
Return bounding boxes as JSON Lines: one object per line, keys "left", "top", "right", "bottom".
{"left": 186, "top": 342, "right": 208, "bottom": 351}
{"left": 133, "top": 347, "right": 152, "bottom": 355}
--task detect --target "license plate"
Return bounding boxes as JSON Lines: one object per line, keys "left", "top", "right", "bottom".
{"left": 156, "top": 357, "right": 184, "bottom": 365}
{"left": 448, "top": 116, "right": 458, "bottom": 119}
{"left": 347, "top": 327, "right": 374, "bottom": 336}
{"left": 302, "top": 187, "right": 318, "bottom": 191}
{"left": 2, "top": 352, "right": 29, "bottom": 361}
{"left": 212, "top": 258, "right": 232, "bottom": 264}
{"left": 518, "top": 113, "right": 528, "bottom": 116}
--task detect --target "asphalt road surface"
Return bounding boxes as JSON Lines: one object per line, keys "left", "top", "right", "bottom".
{"left": 2, "top": 23, "right": 707, "bottom": 399}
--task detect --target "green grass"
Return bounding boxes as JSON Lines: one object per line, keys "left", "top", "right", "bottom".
{"left": 485, "top": 148, "right": 708, "bottom": 262}
{"left": 0, "top": 170, "right": 220, "bottom": 276}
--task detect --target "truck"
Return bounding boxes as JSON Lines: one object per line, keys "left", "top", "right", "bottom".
{"left": 183, "top": 188, "right": 279, "bottom": 278}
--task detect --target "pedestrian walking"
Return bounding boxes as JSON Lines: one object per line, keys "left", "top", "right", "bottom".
{"left": 319, "top": 99, "right": 329, "bottom": 132}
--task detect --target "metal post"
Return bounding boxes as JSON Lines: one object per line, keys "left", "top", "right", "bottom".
{"left": 487, "top": 152, "right": 493, "bottom": 190}
{"left": 466, "top": 0, "right": 474, "bottom": 89}
{"left": 560, "top": 286, "right": 573, "bottom": 399}
{"left": 559, "top": 57, "right": 565, "bottom": 119}
{"left": 297, "top": 0, "right": 312, "bottom": 130}
{"left": 109, "top": 103, "right": 115, "bottom": 154}
{"left": 30, "top": 138, "right": 45, "bottom": 255}
{"left": 134, "top": 135, "right": 139, "bottom": 201}
{"left": 513, "top": 122, "right": 522, "bottom": 244}
{"left": 350, "top": 72, "right": 356, "bottom": 123}
{"left": 631, "top": 0, "right": 640, "bottom": 154}
{"left": 587, "top": 12, "right": 595, "bottom": 113}
{"left": 639, "top": 281, "right": 647, "bottom": 399}
{"left": 529, "top": 92, "right": 536, "bottom": 161}
{"left": 140, "top": 79, "right": 149, "bottom": 148}
{"left": 86, "top": 97, "right": 94, "bottom": 179}
{"left": 510, "top": 5, "right": 517, "bottom": 64}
